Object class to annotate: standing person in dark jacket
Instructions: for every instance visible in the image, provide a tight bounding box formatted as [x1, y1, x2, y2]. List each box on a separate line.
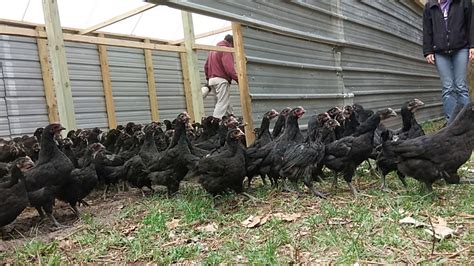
[201, 34, 238, 119]
[423, 0, 474, 123]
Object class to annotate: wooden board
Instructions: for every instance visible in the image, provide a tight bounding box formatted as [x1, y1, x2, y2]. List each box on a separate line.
[97, 40, 117, 129]
[170, 25, 232, 44]
[181, 11, 204, 122]
[0, 24, 234, 53]
[180, 52, 195, 121]
[232, 22, 255, 146]
[144, 39, 160, 121]
[36, 28, 59, 123]
[42, 0, 76, 131]
[79, 3, 156, 35]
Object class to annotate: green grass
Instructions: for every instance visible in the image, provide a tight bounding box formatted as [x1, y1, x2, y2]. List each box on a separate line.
[2, 120, 473, 264]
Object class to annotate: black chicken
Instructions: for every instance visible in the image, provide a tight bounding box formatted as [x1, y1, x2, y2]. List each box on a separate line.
[24, 123, 74, 226]
[147, 112, 199, 196]
[197, 128, 247, 199]
[342, 105, 360, 137]
[246, 109, 279, 188]
[280, 118, 339, 198]
[248, 107, 306, 188]
[353, 103, 374, 124]
[56, 143, 103, 217]
[62, 137, 79, 168]
[375, 99, 425, 191]
[272, 107, 292, 139]
[323, 108, 397, 196]
[383, 103, 474, 195]
[0, 157, 34, 231]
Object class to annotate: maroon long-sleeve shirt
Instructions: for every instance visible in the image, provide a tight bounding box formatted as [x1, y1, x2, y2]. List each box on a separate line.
[204, 40, 238, 83]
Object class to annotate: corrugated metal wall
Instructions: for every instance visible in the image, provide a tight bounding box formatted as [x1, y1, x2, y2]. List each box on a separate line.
[152, 51, 187, 121]
[65, 42, 108, 129]
[108, 46, 152, 126]
[197, 50, 242, 116]
[158, 0, 443, 129]
[0, 62, 11, 138]
[0, 35, 49, 138]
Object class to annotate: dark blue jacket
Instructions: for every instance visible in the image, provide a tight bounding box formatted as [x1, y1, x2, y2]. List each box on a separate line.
[423, 0, 474, 56]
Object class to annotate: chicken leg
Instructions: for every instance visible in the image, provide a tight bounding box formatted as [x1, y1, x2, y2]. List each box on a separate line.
[303, 175, 327, 199]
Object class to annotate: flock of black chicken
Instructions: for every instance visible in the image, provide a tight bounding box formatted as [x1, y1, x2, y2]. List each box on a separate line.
[0, 99, 473, 233]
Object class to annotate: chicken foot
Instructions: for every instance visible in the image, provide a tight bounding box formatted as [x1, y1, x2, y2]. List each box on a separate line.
[241, 192, 261, 203]
[347, 181, 358, 197]
[303, 175, 327, 199]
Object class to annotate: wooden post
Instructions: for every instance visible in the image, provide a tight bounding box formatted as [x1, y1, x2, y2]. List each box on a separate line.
[97, 35, 117, 129]
[42, 0, 76, 131]
[36, 27, 59, 122]
[144, 39, 160, 121]
[179, 52, 195, 121]
[181, 11, 204, 122]
[232, 22, 255, 146]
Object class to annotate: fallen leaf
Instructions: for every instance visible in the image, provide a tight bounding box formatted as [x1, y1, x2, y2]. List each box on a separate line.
[436, 216, 447, 227]
[166, 219, 181, 230]
[242, 215, 261, 228]
[197, 222, 218, 232]
[273, 212, 302, 222]
[399, 216, 428, 228]
[424, 224, 454, 240]
[58, 240, 74, 250]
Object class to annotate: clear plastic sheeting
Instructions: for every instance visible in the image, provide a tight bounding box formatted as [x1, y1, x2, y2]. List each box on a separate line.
[0, 0, 231, 45]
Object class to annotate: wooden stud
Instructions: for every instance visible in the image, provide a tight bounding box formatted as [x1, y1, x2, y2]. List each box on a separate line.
[62, 33, 185, 52]
[144, 39, 160, 121]
[0, 24, 233, 53]
[170, 25, 232, 44]
[181, 11, 204, 122]
[414, 0, 426, 8]
[232, 22, 255, 146]
[42, 0, 76, 131]
[0, 19, 172, 44]
[36, 27, 59, 122]
[180, 52, 195, 121]
[79, 3, 156, 35]
[97, 35, 117, 129]
[193, 44, 234, 53]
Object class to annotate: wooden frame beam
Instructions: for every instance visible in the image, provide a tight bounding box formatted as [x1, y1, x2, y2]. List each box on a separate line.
[144, 39, 160, 121]
[42, 0, 76, 131]
[36, 26, 59, 123]
[0, 24, 232, 53]
[181, 11, 204, 122]
[0, 19, 172, 44]
[414, 0, 426, 8]
[193, 44, 234, 53]
[232, 22, 255, 146]
[79, 3, 156, 35]
[97, 35, 117, 129]
[170, 25, 232, 44]
[179, 52, 195, 121]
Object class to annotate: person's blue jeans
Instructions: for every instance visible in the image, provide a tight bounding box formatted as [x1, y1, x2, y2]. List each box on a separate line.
[434, 48, 471, 123]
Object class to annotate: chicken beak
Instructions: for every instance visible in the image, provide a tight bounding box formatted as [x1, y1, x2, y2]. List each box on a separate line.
[414, 99, 425, 107]
[388, 108, 397, 117]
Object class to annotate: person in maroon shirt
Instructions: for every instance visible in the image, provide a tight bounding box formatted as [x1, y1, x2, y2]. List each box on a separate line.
[201, 34, 238, 118]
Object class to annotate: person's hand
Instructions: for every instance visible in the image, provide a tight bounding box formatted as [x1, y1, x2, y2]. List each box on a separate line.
[425, 54, 435, 64]
[469, 48, 474, 61]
